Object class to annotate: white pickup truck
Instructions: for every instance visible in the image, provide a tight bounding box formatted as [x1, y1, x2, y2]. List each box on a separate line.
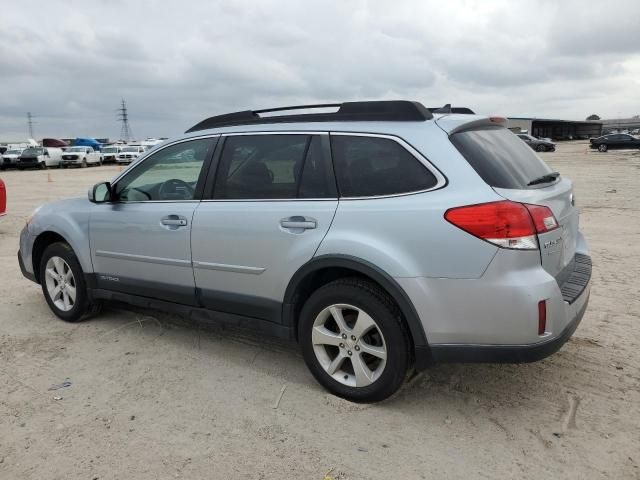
[60, 147, 102, 168]
[117, 145, 147, 164]
[101, 145, 123, 163]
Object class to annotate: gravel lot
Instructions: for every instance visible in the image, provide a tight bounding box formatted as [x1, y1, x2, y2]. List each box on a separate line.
[1, 143, 639, 479]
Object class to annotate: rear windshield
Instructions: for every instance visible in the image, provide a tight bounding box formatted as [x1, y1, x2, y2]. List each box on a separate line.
[450, 126, 553, 189]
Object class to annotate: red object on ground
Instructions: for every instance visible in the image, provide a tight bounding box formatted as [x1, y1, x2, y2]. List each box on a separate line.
[0, 178, 6, 216]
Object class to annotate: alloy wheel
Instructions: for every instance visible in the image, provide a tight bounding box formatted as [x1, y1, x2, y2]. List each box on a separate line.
[312, 304, 387, 388]
[44, 256, 77, 312]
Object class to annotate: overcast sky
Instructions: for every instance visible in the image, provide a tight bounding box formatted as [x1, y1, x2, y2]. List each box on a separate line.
[1, 0, 639, 140]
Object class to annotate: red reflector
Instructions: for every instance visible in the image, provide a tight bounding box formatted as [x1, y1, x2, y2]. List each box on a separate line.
[489, 116, 506, 124]
[444, 201, 535, 239]
[524, 203, 558, 233]
[538, 300, 547, 335]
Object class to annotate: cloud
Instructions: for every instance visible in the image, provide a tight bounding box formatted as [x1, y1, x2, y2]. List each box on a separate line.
[0, 0, 639, 140]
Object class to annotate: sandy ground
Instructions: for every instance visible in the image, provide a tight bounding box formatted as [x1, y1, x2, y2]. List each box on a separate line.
[0, 144, 639, 480]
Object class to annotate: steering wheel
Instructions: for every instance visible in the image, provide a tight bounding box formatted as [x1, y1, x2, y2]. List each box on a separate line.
[158, 178, 195, 200]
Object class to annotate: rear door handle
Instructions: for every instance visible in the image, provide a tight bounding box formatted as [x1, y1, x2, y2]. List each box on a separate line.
[280, 216, 317, 230]
[161, 215, 188, 227]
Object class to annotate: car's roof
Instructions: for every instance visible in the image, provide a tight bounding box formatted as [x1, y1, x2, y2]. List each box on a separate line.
[176, 114, 494, 143]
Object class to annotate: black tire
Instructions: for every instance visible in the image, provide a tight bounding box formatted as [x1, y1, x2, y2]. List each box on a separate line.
[598, 144, 608, 152]
[82, 158, 87, 168]
[299, 278, 411, 403]
[39, 242, 101, 322]
[535, 144, 546, 152]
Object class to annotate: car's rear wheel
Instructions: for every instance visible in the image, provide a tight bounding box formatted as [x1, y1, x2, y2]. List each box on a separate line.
[39, 242, 101, 322]
[536, 144, 546, 152]
[299, 278, 411, 403]
[598, 144, 608, 152]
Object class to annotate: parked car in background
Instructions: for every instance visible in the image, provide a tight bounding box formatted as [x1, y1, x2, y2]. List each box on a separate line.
[0, 178, 5, 217]
[17, 147, 63, 169]
[117, 145, 146, 164]
[1, 148, 25, 170]
[589, 133, 640, 152]
[517, 134, 556, 152]
[60, 147, 102, 168]
[101, 145, 123, 163]
[18, 100, 591, 403]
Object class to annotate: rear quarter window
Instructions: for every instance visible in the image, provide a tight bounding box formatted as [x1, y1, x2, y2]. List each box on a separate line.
[450, 126, 553, 189]
[330, 135, 438, 197]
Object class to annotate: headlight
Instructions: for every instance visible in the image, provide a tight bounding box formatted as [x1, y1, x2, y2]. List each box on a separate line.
[25, 205, 42, 227]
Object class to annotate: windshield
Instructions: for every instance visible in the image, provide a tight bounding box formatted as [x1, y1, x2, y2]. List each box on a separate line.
[102, 147, 119, 153]
[451, 126, 554, 189]
[69, 147, 90, 152]
[22, 148, 44, 155]
[122, 146, 141, 152]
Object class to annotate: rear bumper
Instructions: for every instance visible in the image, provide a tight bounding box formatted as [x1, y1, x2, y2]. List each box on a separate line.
[400, 242, 592, 365]
[429, 284, 589, 363]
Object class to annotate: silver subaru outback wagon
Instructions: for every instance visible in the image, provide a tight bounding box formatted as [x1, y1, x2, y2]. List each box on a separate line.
[18, 101, 591, 402]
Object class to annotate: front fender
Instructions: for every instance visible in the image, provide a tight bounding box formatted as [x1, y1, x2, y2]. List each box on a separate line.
[28, 198, 94, 273]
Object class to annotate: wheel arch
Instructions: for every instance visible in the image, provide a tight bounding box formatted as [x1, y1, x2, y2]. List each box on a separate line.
[30, 224, 93, 282]
[31, 231, 68, 282]
[283, 255, 429, 354]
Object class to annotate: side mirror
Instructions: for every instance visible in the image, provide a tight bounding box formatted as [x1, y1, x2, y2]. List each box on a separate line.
[88, 182, 112, 203]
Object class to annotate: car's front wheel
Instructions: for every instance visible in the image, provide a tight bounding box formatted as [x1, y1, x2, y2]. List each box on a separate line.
[598, 144, 608, 152]
[299, 278, 411, 403]
[39, 242, 101, 322]
[536, 144, 547, 152]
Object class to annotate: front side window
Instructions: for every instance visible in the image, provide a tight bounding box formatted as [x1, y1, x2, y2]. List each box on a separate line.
[213, 134, 336, 199]
[115, 138, 212, 201]
[330, 135, 438, 197]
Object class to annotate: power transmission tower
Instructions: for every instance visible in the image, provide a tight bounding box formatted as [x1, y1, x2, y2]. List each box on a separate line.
[27, 112, 36, 138]
[117, 99, 134, 142]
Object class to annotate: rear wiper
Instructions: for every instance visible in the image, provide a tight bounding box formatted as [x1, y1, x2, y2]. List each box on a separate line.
[527, 171, 560, 186]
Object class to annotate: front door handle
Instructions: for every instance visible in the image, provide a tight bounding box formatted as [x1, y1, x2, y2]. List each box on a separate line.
[161, 215, 188, 227]
[280, 216, 317, 230]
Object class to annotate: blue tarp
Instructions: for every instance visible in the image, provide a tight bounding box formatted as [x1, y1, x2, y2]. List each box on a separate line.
[72, 138, 103, 151]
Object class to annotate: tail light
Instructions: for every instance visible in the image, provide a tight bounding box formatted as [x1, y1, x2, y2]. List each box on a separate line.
[444, 200, 559, 250]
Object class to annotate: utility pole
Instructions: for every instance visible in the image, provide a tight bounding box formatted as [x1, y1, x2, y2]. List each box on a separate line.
[27, 112, 35, 139]
[117, 99, 134, 142]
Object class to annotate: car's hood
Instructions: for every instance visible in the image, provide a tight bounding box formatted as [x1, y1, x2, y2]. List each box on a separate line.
[3, 154, 19, 159]
[37, 197, 87, 218]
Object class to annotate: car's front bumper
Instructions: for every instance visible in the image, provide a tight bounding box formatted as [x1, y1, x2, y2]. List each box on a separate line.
[18, 250, 37, 283]
[18, 226, 38, 283]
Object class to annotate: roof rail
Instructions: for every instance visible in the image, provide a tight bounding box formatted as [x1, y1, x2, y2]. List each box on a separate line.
[428, 104, 475, 114]
[185, 100, 434, 133]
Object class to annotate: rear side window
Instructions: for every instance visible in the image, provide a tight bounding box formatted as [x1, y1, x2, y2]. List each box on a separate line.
[451, 127, 553, 189]
[213, 135, 336, 199]
[330, 135, 438, 197]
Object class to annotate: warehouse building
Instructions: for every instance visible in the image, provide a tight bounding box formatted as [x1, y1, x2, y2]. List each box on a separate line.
[601, 117, 640, 134]
[507, 117, 602, 140]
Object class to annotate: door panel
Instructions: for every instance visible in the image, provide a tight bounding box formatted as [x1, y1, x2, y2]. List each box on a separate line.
[89, 137, 216, 305]
[90, 202, 199, 304]
[191, 200, 337, 319]
[192, 132, 338, 322]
